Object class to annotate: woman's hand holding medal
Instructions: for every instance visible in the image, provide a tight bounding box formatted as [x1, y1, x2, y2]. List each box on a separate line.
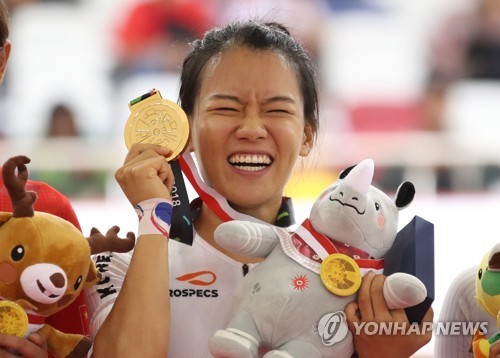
[115, 144, 174, 207]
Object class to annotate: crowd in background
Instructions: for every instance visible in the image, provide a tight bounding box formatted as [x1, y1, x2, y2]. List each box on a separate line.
[0, 0, 499, 197]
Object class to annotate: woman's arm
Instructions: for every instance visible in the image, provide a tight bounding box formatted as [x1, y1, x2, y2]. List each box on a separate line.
[91, 144, 173, 357]
[345, 272, 433, 358]
[91, 234, 169, 357]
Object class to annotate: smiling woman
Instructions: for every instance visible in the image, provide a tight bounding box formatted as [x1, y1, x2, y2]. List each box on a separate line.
[187, 46, 314, 221]
[86, 20, 432, 358]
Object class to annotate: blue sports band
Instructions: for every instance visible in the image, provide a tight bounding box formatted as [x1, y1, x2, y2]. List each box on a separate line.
[135, 198, 173, 238]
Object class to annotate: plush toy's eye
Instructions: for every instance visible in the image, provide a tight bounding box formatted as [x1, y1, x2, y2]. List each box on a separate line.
[11, 245, 24, 261]
[74, 276, 83, 291]
[375, 202, 380, 211]
[478, 268, 483, 280]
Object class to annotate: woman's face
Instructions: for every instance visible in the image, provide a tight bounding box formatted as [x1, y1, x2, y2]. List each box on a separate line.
[190, 46, 313, 216]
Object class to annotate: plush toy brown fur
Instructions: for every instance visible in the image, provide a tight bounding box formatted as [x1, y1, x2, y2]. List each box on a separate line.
[0, 155, 135, 357]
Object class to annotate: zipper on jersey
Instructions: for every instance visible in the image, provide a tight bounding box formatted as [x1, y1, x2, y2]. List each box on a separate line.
[242, 263, 249, 276]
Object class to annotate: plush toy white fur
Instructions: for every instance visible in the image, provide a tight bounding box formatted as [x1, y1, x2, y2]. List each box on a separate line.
[208, 159, 427, 358]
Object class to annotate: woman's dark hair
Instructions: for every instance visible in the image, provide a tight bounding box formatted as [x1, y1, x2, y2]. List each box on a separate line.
[0, 0, 8, 48]
[179, 20, 319, 136]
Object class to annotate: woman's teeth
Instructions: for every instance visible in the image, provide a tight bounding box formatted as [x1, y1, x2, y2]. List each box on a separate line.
[229, 154, 272, 171]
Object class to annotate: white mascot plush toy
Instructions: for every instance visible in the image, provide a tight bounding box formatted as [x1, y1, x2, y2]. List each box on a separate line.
[208, 158, 427, 358]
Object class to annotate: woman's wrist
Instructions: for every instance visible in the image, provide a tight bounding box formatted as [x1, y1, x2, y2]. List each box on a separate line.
[134, 198, 173, 238]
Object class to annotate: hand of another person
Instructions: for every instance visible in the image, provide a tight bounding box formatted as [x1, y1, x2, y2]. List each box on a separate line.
[115, 143, 174, 206]
[345, 271, 433, 358]
[0, 333, 48, 358]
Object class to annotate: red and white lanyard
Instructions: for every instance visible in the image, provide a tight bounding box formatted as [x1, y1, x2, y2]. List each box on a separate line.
[178, 151, 270, 225]
[295, 219, 384, 274]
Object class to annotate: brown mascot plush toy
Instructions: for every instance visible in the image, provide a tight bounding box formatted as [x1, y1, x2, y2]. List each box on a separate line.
[0, 155, 135, 357]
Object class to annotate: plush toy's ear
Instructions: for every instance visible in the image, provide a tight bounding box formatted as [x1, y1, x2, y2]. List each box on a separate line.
[338, 164, 356, 179]
[394, 181, 415, 209]
[84, 261, 101, 289]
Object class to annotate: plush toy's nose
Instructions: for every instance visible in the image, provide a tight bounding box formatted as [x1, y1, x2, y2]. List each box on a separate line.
[50, 272, 65, 288]
[20, 263, 68, 304]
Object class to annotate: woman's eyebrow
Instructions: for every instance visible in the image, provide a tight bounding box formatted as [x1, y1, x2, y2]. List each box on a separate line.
[208, 94, 241, 103]
[264, 96, 296, 104]
[207, 94, 296, 104]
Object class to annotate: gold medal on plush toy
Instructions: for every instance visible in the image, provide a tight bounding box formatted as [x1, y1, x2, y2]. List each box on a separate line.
[0, 301, 28, 337]
[124, 89, 190, 161]
[320, 253, 362, 296]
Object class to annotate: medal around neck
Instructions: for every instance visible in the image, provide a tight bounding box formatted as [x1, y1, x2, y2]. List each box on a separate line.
[125, 89, 190, 161]
[320, 253, 362, 296]
[0, 300, 29, 337]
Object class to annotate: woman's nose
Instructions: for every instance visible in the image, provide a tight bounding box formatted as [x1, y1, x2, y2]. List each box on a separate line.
[235, 114, 267, 141]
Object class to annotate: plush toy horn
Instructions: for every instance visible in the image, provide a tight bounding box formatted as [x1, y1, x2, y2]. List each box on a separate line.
[341, 158, 374, 196]
[86, 226, 136, 255]
[2, 155, 136, 255]
[2, 155, 37, 218]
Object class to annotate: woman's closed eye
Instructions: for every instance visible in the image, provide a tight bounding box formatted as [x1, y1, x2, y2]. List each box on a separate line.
[210, 107, 240, 115]
[268, 109, 291, 114]
[265, 107, 296, 116]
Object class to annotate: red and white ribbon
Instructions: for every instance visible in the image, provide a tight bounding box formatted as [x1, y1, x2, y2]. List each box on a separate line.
[295, 219, 384, 274]
[178, 151, 270, 225]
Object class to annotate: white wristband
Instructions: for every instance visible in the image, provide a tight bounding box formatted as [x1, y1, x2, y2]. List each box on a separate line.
[135, 198, 173, 238]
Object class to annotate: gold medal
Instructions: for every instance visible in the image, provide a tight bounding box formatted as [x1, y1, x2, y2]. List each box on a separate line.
[320, 253, 362, 296]
[0, 301, 28, 337]
[124, 89, 190, 161]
